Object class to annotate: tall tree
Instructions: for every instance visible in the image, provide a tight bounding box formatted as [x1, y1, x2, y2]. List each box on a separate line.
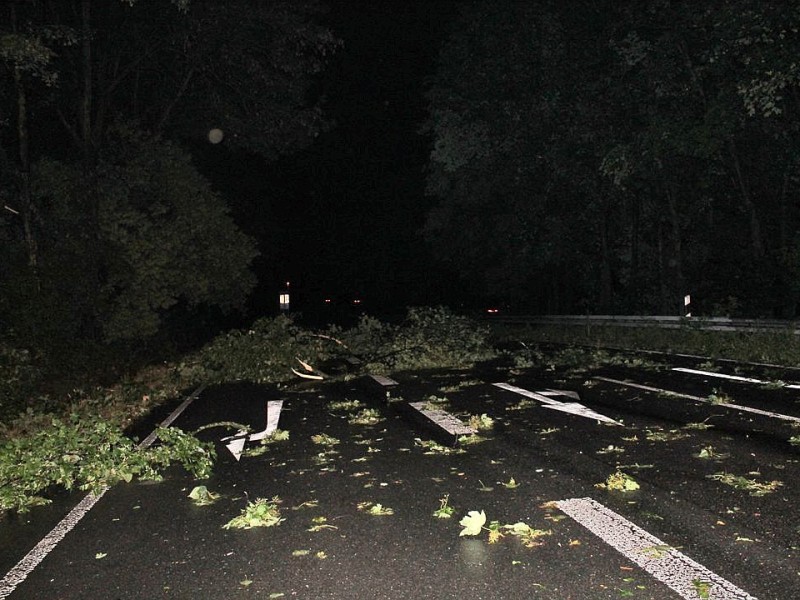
[0, 0, 339, 353]
[424, 0, 800, 316]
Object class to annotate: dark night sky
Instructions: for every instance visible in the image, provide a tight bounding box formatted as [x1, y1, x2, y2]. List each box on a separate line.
[195, 1, 463, 321]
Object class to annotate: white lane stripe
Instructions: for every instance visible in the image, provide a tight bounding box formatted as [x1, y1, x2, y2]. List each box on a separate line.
[0, 385, 204, 599]
[555, 497, 756, 600]
[672, 367, 800, 389]
[593, 376, 800, 425]
[369, 374, 398, 387]
[408, 402, 476, 436]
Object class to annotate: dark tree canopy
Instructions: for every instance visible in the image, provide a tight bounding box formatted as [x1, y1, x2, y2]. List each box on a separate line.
[423, 0, 800, 317]
[0, 0, 339, 357]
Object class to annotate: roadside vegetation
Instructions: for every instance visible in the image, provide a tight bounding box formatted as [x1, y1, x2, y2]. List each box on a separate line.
[4, 306, 796, 515]
[0, 307, 495, 514]
[492, 323, 800, 368]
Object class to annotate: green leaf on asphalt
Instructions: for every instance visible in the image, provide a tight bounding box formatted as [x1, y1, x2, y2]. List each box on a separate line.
[433, 494, 455, 518]
[459, 510, 486, 536]
[188, 485, 219, 506]
[223, 497, 284, 529]
[596, 471, 640, 492]
[692, 579, 712, 599]
[95, 552, 107, 559]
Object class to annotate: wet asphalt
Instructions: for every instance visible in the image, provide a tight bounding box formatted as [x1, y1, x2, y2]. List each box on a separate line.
[2, 350, 799, 599]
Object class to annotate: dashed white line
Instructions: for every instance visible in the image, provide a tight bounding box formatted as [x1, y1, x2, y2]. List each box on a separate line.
[593, 376, 800, 424]
[407, 402, 476, 436]
[0, 385, 204, 600]
[369, 374, 398, 387]
[672, 367, 800, 389]
[555, 497, 757, 599]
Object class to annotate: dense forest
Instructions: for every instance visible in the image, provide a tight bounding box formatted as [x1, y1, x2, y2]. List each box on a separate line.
[0, 0, 339, 370]
[423, 0, 800, 318]
[3, 0, 800, 384]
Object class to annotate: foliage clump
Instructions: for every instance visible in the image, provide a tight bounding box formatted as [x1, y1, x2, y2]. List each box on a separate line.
[596, 471, 640, 492]
[333, 307, 495, 373]
[223, 496, 284, 529]
[0, 417, 214, 513]
[178, 314, 330, 385]
[179, 307, 495, 386]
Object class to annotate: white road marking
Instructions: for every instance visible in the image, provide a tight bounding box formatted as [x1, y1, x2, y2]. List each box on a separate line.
[493, 383, 621, 425]
[672, 367, 800, 389]
[369, 374, 398, 387]
[556, 497, 757, 600]
[0, 385, 205, 600]
[222, 399, 284, 460]
[594, 376, 800, 425]
[407, 402, 476, 436]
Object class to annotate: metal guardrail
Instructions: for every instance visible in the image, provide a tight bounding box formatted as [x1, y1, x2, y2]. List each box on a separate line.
[487, 314, 800, 334]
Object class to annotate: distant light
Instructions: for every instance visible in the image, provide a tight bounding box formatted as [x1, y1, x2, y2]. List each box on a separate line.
[279, 293, 290, 311]
[352, 299, 362, 305]
[486, 308, 499, 314]
[324, 298, 332, 304]
[208, 128, 224, 144]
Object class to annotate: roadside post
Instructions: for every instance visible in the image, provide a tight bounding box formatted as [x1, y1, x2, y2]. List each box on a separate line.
[279, 281, 290, 313]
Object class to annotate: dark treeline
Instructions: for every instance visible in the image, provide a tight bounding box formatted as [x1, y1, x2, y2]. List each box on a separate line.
[422, 1, 800, 318]
[0, 0, 339, 372]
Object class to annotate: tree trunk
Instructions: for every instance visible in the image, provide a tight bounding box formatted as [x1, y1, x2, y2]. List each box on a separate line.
[598, 200, 613, 312]
[629, 195, 641, 310]
[10, 5, 39, 280]
[727, 138, 764, 259]
[665, 182, 684, 312]
[81, 0, 93, 154]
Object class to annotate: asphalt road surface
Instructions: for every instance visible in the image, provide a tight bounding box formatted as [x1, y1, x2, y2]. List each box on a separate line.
[2, 349, 799, 599]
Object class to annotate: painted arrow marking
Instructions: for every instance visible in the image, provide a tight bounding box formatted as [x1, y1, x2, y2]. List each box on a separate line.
[556, 497, 756, 599]
[221, 400, 284, 461]
[493, 383, 621, 425]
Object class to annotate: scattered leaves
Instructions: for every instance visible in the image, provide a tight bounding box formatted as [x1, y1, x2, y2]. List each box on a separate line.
[415, 438, 464, 455]
[307, 516, 338, 532]
[357, 501, 394, 515]
[348, 408, 383, 426]
[692, 579, 712, 599]
[223, 496, 284, 529]
[596, 471, 640, 492]
[468, 413, 494, 431]
[707, 472, 783, 496]
[311, 433, 339, 446]
[328, 399, 365, 411]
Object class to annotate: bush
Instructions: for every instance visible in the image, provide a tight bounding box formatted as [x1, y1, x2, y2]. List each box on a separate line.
[0, 414, 214, 513]
[353, 306, 497, 372]
[178, 314, 334, 385]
